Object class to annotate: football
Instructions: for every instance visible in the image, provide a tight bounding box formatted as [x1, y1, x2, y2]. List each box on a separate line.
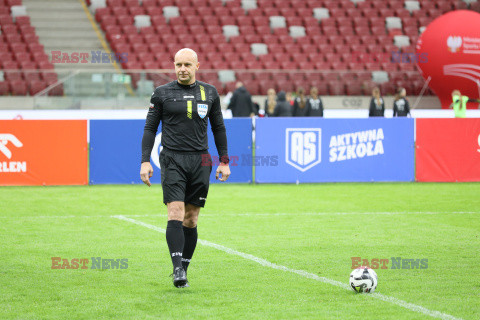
[349, 267, 378, 293]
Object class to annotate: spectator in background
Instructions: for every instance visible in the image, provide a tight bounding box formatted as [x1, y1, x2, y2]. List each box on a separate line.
[393, 87, 411, 117]
[450, 89, 480, 118]
[273, 91, 293, 117]
[286, 91, 294, 106]
[252, 101, 260, 115]
[306, 86, 324, 117]
[228, 82, 255, 117]
[369, 87, 385, 117]
[264, 88, 276, 117]
[293, 87, 309, 117]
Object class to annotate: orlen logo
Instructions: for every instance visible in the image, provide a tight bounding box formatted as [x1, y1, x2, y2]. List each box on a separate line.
[285, 128, 321, 172]
[0, 134, 27, 172]
[447, 36, 462, 53]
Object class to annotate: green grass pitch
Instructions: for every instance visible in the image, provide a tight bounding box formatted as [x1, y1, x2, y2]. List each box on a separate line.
[1, 183, 479, 319]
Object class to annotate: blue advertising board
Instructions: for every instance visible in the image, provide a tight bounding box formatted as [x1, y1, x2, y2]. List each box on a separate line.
[255, 118, 414, 183]
[89, 118, 252, 184]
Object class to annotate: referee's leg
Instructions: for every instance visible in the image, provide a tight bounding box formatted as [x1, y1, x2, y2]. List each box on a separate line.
[166, 201, 188, 287]
[182, 204, 200, 272]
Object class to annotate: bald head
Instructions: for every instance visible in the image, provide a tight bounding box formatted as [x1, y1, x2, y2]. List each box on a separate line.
[174, 48, 199, 85]
[175, 48, 198, 63]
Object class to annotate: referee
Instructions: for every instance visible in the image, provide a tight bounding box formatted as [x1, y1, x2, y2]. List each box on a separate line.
[140, 48, 231, 288]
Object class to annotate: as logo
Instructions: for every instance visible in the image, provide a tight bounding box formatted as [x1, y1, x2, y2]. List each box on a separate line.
[286, 128, 321, 172]
[447, 36, 462, 53]
[197, 104, 208, 119]
[0, 134, 23, 159]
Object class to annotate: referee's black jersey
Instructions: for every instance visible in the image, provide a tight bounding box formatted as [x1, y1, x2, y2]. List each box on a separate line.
[141, 80, 228, 163]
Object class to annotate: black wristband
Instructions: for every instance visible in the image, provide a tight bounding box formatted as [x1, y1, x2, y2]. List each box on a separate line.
[220, 155, 230, 164]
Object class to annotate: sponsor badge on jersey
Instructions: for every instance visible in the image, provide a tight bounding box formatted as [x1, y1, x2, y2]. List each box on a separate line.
[197, 104, 208, 119]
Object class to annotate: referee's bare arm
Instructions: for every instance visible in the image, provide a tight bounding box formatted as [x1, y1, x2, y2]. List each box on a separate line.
[140, 92, 162, 186]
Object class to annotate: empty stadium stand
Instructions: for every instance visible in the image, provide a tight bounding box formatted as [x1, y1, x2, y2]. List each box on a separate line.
[0, 0, 60, 95]
[1, 0, 479, 97]
[90, 0, 477, 95]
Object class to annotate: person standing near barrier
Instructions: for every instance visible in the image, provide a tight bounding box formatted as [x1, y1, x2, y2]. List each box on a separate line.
[393, 87, 411, 117]
[369, 87, 385, 117]
[306, 86, 324, 117]
[140, 48, 231, 288]
[450, 89, 480, 118]
[264, 88, 277, 117]
[274, 91, 293, 116]
[292, 87, 309, 117]
[228, 82, 255, 117]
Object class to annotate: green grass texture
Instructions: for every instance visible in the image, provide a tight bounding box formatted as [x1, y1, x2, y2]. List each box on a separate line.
[0, 183, 479, 319]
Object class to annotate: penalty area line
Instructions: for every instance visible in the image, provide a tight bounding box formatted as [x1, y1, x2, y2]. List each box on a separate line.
[111, 215, 463, 320]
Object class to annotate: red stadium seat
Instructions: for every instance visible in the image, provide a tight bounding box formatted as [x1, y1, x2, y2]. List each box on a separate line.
[340, 0, 355, 9]
[339, 6, 354, 17]
[305, 25, 321, 35]
[0, 14, 13, 25]
[395, 8, 411, 19]
[244, 34, 261, 43]
[330, 8, 347, 17]
[322, 26, 338, 35]
[328, 81, 346, 95]
[6, 0, 22, 6]
[28, 80, 47, 95]
[213, 6, 229, 16]
[9, 80, 27, 95]
[252, 16, 269, 27]
[453, 1, 468, 10]
[206, 25, 222, 34]
[338, 25, 355, 35]
[237, 16, 253, 27]
[295, 36, 310, 45]
[0, 53, 13, 66]
[263, 7, 280, 16]
[2, 24, 17, 34]
[218, 16, 233, 26]
[211, 34, 226, 44]
[15, 16, 30, 25]
[111, 7, 128, 16]
[273, 27, 288, 36]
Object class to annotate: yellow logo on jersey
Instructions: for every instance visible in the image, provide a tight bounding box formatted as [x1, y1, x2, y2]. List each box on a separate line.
[200, 85, 206, 101]
[187, 100, 192, 119]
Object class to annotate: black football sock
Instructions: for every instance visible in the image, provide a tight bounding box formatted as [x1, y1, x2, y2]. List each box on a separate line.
[166, 220, 184, 270]
[182, 226, 198, 272]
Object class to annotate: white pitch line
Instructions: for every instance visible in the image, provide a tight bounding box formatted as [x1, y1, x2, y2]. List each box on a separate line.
[0, 211, 478, 219]
[211, 211, 479, 216]
[112, 215, 463, 320]
[0, 214, 163, 219]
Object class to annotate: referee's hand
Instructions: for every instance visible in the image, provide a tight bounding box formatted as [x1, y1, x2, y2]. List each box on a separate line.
[216, 164, 231, 182]
[140, 162, 154, 187]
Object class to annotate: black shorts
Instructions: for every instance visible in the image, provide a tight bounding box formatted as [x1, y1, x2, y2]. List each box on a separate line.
[159, 148, 212, 207]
